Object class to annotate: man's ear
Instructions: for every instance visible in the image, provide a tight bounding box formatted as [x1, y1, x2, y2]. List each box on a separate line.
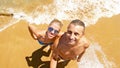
[82, 31, 85, 35]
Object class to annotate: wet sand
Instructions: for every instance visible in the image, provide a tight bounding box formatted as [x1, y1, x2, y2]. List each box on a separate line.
[86, 14, 120, 68]
[0, 14, 120, 68]
[0, 19, 77, 68]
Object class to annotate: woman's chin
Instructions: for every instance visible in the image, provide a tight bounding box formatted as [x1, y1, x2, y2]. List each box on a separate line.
[48, 36, 54, 39]
[67, 42, 76, 46]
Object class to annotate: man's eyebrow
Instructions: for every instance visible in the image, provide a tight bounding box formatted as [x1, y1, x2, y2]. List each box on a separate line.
[67, 30, 72, 32]
[74, 32, 79, 35]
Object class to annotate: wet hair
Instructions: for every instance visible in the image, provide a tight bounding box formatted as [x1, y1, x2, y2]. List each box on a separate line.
[49, 19, 63, 28]
[70, 19, 85, 31]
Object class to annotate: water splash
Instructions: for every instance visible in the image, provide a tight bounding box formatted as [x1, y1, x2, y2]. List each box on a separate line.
[77, 43, 116, 68]
[29, 0, 120, 26]
[0, 0, 120, 32]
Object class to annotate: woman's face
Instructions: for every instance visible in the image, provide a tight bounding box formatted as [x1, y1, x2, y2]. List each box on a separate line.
[46, 22, 60, 39]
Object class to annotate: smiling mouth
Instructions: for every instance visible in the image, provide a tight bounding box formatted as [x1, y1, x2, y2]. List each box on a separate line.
[68, 40, 75, 43]
[49, 33, 55, 37]
[69, 39, 75, 42]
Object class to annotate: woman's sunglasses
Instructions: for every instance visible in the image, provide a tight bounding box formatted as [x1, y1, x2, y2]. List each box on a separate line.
[48, 27, 59, 35]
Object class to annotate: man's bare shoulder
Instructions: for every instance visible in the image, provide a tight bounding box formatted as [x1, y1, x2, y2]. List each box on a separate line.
[56, 32, 66, 48]
[80, 36, 90, 48]
[59, 33, 66, 42]
[57, 32, 64, 36]
[51, 32, 65, 49]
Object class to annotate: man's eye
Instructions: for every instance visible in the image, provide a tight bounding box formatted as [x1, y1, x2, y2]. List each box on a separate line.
[74, 33, 79, 36]
[67, 31, 72, 34]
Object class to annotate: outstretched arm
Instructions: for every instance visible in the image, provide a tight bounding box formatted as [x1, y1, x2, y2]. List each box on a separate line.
[77, 41, 90, 62]
[28, 24, 41, 40]
[77, 50, 85, 62]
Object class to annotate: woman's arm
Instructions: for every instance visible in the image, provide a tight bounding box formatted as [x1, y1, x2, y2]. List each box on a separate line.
[28, 24, 41, 40]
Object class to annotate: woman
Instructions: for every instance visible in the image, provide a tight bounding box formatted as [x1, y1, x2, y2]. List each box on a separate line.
[28, 19, 63, 49]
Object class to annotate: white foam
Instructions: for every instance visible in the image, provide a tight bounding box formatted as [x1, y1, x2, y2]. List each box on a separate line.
[21, 0, 120, 26]
[53, 0, 120, 26]
[0, 0, 120, 30]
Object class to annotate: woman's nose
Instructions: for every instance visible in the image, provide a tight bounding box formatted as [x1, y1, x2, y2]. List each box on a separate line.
[51, 30, 55, 34]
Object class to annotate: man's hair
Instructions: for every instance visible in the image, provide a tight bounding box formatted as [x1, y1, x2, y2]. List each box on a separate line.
[70, 19, 85, 31]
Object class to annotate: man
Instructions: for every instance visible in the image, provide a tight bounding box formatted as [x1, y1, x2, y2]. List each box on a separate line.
[50, 19, 90, 68]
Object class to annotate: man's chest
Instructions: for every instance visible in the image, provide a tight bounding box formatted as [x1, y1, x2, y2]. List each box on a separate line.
[58, 45, 83, 56]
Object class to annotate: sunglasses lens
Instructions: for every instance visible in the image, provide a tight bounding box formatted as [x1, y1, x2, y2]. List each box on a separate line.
[48, 27, 59, 34]
[48, 27, 53, 32]
[54, 30, 59, 34]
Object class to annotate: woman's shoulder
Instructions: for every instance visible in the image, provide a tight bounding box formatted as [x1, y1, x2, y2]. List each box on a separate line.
[57, 32, 64, 36]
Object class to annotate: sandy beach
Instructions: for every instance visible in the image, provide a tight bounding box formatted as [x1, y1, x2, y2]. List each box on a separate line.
[0, 19, 78, 68]
[0, 0, 120, 68]
[86, 14, 120, 68]
[0, 14, 120, 68]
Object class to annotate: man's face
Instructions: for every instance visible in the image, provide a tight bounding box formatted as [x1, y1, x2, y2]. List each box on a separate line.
[65, 24, 84, 46]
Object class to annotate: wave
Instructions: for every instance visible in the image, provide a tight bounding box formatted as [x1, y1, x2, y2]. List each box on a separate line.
[0, 0, 120, 32]
[54, 0, 120, 26]
[24, 0, 120, 26]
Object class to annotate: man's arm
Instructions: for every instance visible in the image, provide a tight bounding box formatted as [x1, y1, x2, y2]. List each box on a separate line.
[28, 24, 41, 40]
[77, 41, 90, 62]
[77, 50, 85, 62]
[50, 50, 58, 68]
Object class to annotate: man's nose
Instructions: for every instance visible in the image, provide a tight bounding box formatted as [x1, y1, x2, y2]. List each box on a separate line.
[70, 33, 74, 39]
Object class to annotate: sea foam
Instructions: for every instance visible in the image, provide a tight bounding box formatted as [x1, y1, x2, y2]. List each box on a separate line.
[0, 0, 120, 32]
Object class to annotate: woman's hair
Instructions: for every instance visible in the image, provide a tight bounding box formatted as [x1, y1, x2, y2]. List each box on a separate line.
[49, 19, 63, 28]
